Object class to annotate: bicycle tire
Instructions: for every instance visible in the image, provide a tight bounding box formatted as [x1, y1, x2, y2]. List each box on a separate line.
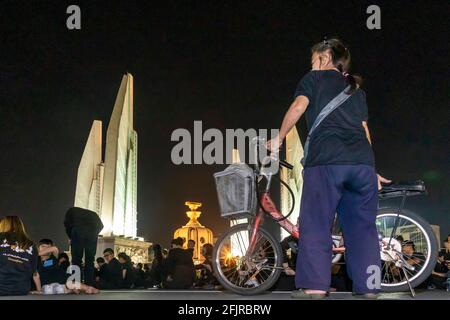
[377, 208, 439, 292]
[212, 223, 283, 295]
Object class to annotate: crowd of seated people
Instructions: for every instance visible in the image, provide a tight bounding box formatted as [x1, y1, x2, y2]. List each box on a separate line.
[91, 237, 219, 290]
[3, 213, 447, 296]
[427, 235, 450, 291]
[0, 216, 99, 296]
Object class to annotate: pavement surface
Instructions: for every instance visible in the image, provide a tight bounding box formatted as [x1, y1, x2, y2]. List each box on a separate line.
[0, 289, 449, 300]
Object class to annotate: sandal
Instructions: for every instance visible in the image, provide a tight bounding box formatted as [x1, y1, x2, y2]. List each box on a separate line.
[291, 289, 329, 299]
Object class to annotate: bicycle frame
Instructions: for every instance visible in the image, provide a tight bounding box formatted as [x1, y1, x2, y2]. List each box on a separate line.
[246, 191, 346, 257]
[246, 137, 346, 257]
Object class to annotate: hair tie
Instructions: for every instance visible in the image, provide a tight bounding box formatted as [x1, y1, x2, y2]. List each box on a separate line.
[342, 71, 349, 77]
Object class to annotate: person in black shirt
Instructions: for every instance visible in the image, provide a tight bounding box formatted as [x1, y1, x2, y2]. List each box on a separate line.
[440, 240, 450, 263]
[267, 38, 390, 299]
[64, 207, 104, 286]
[133, 263, 146, 288]
[37, 239, 66, 293]
[194, 243, 218, 289]
[58, 252, 70, 272]
[427, 240, 450, 290]
[148, 244, 165, 288]
[163, 237, 195, 289]
[118, 252, 135, 289]
[94, 257, 107, 287]
[37, 238, 99, 294]
[187, 239, 195, 259]
[99, 248, 123, 289]
[0, 216, 41, 295]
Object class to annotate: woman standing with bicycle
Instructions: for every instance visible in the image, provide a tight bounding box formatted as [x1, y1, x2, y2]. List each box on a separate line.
[267, 38, 390, 299]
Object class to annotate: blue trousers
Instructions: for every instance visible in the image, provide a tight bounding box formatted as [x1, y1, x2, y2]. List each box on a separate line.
[295, 164, 380, 294]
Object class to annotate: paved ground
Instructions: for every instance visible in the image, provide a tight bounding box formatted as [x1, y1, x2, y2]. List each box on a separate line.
[0, 289, 449, 300]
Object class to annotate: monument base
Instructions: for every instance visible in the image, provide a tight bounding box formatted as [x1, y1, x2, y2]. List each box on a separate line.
[97, 236, 152, 264]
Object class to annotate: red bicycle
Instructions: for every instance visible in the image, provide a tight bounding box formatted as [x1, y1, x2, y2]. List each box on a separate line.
[213, 138, 437, 295]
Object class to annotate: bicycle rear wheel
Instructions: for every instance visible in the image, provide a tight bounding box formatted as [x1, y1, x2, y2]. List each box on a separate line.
[212, 223, 283, 295]
[376, 208, 438, 292]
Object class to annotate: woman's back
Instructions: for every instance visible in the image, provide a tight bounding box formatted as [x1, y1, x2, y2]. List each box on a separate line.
[295, 69, 374, 167]
[0, 232, 38, 295]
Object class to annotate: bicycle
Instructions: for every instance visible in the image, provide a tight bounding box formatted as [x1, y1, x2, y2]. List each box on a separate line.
[212, 138, 438, 296]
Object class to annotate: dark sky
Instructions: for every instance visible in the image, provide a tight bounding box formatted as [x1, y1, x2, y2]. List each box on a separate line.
[0, 1, 448, 250]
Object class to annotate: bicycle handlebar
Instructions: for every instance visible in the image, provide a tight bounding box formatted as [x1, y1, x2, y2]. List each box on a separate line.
[251, 136, 294, 171]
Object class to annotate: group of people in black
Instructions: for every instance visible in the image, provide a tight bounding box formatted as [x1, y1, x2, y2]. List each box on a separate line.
[1, 208, 448, 296]
[0, 208, 218, 296]
[92, 237, 217, 290]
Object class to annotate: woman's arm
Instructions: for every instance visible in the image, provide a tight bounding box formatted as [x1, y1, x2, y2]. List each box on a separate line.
[362, 121, 372, 145]
[267, 95, 309, 152]
[362, 121, 392, 189]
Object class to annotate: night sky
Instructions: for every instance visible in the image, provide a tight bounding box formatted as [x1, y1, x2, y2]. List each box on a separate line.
[0, 1, 448, 251]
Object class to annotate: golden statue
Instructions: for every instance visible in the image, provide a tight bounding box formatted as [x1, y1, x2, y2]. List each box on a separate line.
[174, 201, 214, 263]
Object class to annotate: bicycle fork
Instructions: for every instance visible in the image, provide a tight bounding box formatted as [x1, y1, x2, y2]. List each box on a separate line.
[246, 210, 265, 256]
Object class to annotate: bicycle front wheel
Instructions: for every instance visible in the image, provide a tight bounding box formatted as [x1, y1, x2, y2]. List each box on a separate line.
[212, 223, 283, 295]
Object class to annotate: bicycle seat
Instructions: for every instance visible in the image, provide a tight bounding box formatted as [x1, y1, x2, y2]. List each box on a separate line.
[380, 180, 426, 193]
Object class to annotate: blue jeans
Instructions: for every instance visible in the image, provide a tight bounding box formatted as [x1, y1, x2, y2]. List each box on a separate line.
[295, 164, 380, 294]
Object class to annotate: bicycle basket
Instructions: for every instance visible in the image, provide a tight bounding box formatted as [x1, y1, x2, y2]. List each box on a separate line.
[213, 163, 257, 219]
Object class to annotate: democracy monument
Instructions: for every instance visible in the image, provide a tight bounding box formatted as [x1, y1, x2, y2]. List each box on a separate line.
[74, 73, 151, 263]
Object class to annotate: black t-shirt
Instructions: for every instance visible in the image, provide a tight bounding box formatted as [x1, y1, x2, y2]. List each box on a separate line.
[37, 256, 66, 285]
[0, 233, 38, 296]
[101, 258, 123, 289]
[120, 262, 135, 289]
[294, 70, 375, 167]
[439, 249, 450, 261]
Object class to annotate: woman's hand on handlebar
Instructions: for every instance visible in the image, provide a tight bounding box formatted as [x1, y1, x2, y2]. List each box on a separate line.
[377, 174, 392, 190]
[265, 136, 282, 153]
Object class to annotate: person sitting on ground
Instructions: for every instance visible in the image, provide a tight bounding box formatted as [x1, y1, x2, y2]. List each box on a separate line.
[440, 238, 450, 262]
[271, 235, 297, 291]
[118, 252, 135, 289]
[194, 243, 218, 289]
[99, 248, 123, 289]
[148, 244, 165, 288]
[402, 240, 426, 269]
[427, 240, 450, 290]
[162, 237, 195, 289]
[144, 263, 151, 288]
[187, 239, 195, 258]
[0, 216, 41, 296]
[94, 257, 106, 288]
[132, 263, 145, 288]
[37, 238, 98, 294]
[57, 252, 70, 272]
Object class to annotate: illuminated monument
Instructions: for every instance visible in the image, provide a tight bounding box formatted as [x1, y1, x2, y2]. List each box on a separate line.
[74, 73, 150, 263]
[280, 127, 304, 238]
[174, 202, 213, 263]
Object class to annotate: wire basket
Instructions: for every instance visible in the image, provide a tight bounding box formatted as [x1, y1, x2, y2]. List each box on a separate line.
[213, 163, 257, 220]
